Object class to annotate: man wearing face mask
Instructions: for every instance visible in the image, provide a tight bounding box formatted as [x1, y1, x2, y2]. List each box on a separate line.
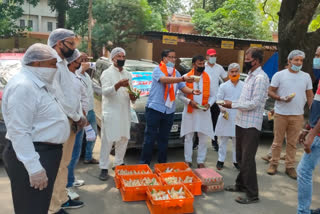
[2, 43, 70, 214]
[48, 29, 86, 214]
[205, 48, 228, 152]
[140, 49, 201, 165]
[98, 47, 135, 181]
[312, 47, 320, 93]
[266, 50, 313, 179]
[178, 55, 215, 168]
[221, 48, 269, 204]
[215, 63, 244, 171]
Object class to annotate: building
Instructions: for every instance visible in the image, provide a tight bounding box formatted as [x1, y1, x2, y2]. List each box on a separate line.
[166, 14, 197, 34]
[16, 0, 58, 33]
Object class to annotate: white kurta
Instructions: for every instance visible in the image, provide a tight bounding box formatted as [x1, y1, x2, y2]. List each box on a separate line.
[100, 65, 132, 142]
[215, 80, 244, 137]
[178, 73, 216, 139]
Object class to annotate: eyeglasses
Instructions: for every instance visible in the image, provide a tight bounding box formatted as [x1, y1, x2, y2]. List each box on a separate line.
[63, 40, 75, 48]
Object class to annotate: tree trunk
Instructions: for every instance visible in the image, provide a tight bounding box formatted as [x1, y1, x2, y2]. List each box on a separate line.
[49, 0, 68, 28]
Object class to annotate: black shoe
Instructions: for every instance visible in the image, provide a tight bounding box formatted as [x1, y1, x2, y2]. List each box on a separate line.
[216, 161, 224, 170]
[311, 208, 320, 214]
[61, 197, 84, 209]
[212, 140, 219, 151]
[55, 209, 69, 214]
[99, 169, 109, 181]
[233, 162, 240, 170]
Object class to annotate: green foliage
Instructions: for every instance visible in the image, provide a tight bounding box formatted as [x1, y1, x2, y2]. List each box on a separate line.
[257, 0, 280, 33]
[66, 0, 89, 37]
[308, 6, 320, 32]
[189, 0, 226, 14]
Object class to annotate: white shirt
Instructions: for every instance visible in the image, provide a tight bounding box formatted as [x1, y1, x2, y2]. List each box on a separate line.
[271, 69, 313, 115]
[205, 62, 228, 93]
[77, 70, 95, 111]
[70, 72, 89, 114]
[2, 67, 70, 175]
[52, 54, 82, 121]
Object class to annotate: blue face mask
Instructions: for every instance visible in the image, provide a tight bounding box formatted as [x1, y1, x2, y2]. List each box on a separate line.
[314, 58, 320, 69]
[166, 61, 175, 68]
[291, 64, 302, 72]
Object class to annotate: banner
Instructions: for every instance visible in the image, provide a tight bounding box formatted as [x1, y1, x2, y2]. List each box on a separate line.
[131, 71, 153, 96]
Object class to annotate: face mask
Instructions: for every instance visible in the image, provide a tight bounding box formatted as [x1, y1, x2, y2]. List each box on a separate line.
[291, 64, 302, 72]
[61, 42, 75, 58]
[116, 59, 125, 67]
[27, 66, 57, 84]
[208, 57, 216, 64]
[244, 61, 254, 72]
[314, 58, 320, 69]
[229, 74, 240, 83]
[166, 61, 175, 68]
[74, 62, 81, 70]
[196, 66, 205, 73]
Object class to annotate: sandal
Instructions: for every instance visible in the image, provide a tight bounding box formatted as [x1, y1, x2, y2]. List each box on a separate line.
[83, 158, 99, 164]
[235, 196, 259, 204]
[224, 185, 245, 192]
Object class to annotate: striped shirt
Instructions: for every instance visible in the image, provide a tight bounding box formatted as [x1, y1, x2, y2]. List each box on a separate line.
[232, 66, 269, 131]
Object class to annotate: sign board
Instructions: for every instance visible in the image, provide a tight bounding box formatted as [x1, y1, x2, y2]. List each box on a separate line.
[131, 72, 153, 96]
[162, 35, 178, 45]
[250, 43, 263, 48]
[221, 40, 234, 49]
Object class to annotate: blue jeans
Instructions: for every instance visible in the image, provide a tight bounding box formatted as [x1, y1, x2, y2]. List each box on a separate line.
[67, 129, 84, 188]
[297, 136, 320, 214]
[84, 110, 98, 161]
[140, 107, 174, 164]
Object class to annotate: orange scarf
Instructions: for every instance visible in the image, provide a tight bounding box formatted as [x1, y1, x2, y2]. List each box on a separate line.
[159, 61, 176, 102]
[186, 69, 210, 113]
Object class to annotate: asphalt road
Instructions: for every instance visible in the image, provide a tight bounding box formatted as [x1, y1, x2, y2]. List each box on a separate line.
[0, 135, 319, 214]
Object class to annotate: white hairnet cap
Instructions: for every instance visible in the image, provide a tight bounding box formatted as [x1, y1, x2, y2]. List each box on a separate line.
[66, 49, 81, 64]
[110, 47, 126, 60]
[22, 43, 57, 65]
[288, 50, 305, 60]
[228, 63, 240, 71]
[48, 28, 75, 47]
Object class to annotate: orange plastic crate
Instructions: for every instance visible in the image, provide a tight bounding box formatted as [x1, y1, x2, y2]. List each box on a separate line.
[120, 174, 162, 202]
[146, 184, 194, 214]
[114, 164, 153, 189]
[159, 171, 202, 196]
[154, 162, 191, 175]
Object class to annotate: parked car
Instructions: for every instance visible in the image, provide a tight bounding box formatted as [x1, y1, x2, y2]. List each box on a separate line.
[93, 57, 185, 149]
[0, 53, 24, 159]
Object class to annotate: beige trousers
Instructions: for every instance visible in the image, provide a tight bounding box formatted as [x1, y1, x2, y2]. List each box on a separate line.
[49, 126, 76, 213]
[270, 113, 304, 168]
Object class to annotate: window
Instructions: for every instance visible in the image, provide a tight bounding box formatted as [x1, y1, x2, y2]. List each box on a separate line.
[47, 22, 53, 32]
[28, 20, 33, 28]
[19, 19, 25, 28]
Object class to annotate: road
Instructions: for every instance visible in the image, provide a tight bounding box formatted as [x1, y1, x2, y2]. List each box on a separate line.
[0, 135, 320, 214]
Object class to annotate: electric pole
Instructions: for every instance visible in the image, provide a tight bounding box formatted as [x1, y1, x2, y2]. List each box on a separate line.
[88, 0, 93, 57]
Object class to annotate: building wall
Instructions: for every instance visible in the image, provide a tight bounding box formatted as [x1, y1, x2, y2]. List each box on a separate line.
[126, 39, 153, 61]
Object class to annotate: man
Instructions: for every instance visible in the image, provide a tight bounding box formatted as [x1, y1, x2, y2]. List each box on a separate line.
[313, 47, 320, 93]
[297, 82, 320, 214]
[205, 48, 228, 151]
[48, 29, 86, 214]
[2, 43, 70, 214]
[99, 47, 136, 181]
[222, 48, 269, 204]
[266, 50, 313, 179]
[215, 63, 244, 170]
[178, 55, 215, 168]
[140, 49, 201, 165]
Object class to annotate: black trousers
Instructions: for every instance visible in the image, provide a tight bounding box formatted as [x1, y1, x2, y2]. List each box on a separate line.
[3, 141, 62, 214]
[235, 125, 260, 198]
[210, 103, 220, 141]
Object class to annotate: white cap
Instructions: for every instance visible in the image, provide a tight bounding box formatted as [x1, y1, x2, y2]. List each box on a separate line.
[48, 28, 75, 47]
[288, 50, 305, 60]
[22, 43, 57, 65]
[66, 49, 81, 64]
[110, 47, 126, 60]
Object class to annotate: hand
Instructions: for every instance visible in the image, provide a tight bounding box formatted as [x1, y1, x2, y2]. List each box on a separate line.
[81, 62, 90, 72]
[76, 116, 87, 131]
[29, 169, 48, 190]
[280, 96, 293, 103]
[129, 93, 137, 102]
[298, 130, 308, 145]
[221, 100, 232, 109]
[192, 89, 202, 95]
[184, 76, 195, 83]
[116, 79, 129, 89]
[189, 100, 199, 109]
[204, 104, 210, 111]
[84, 124, 96, 141]
[303, 133, 315, 154]
[220, 107, 226, 113]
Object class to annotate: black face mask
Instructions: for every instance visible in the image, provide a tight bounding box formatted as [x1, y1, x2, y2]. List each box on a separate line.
[75, 62, 81, 70]
[244, 60, 254, 72]
[61, 41, 75, 58]
[117, 59, 125, 67]
[196, 66, 205, 73]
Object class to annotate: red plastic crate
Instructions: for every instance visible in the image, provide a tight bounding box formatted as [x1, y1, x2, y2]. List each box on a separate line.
[159, 171, 202, 196]
[193, 168, 223, 185]
[202, 182, 224, 193]
[114, 164, 153, 189]
[154, 162, 191, 175]
[146, 184, 194, 214]
[120, 174, 162, 202]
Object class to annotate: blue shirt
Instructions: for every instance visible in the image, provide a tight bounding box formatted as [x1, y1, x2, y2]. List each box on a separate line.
[146, 66, 186, 114]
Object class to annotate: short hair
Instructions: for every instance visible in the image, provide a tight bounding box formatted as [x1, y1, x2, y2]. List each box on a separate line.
[161, 49, 175, 59]
[192, 55, 205, 64]
[246, 48, 263, 63]
[228, 63, 240, 71]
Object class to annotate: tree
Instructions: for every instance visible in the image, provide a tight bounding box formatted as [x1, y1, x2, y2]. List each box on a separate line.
[277, 0, 320, 78]
[66, 0, 89, 37]
[48, 0, 69, 28]
[189, 0, 226, 14]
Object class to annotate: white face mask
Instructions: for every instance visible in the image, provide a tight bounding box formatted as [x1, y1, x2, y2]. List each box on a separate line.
[27, 66, 57, 84]
[208, 57, 216, 64]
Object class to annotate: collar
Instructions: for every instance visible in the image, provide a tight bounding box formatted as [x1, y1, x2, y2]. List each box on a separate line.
[22, 66, 46, 89]
[248, 66, 262, 76]
[205, 62, 215, 67]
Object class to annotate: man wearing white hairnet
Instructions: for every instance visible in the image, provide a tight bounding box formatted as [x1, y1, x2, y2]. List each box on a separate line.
[2, 43, 69, 214]
[98, 47, 136, 181]
[48, 28, 85, 213]
[215, 63, 244, 171]
[267, 50, 313, 179]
